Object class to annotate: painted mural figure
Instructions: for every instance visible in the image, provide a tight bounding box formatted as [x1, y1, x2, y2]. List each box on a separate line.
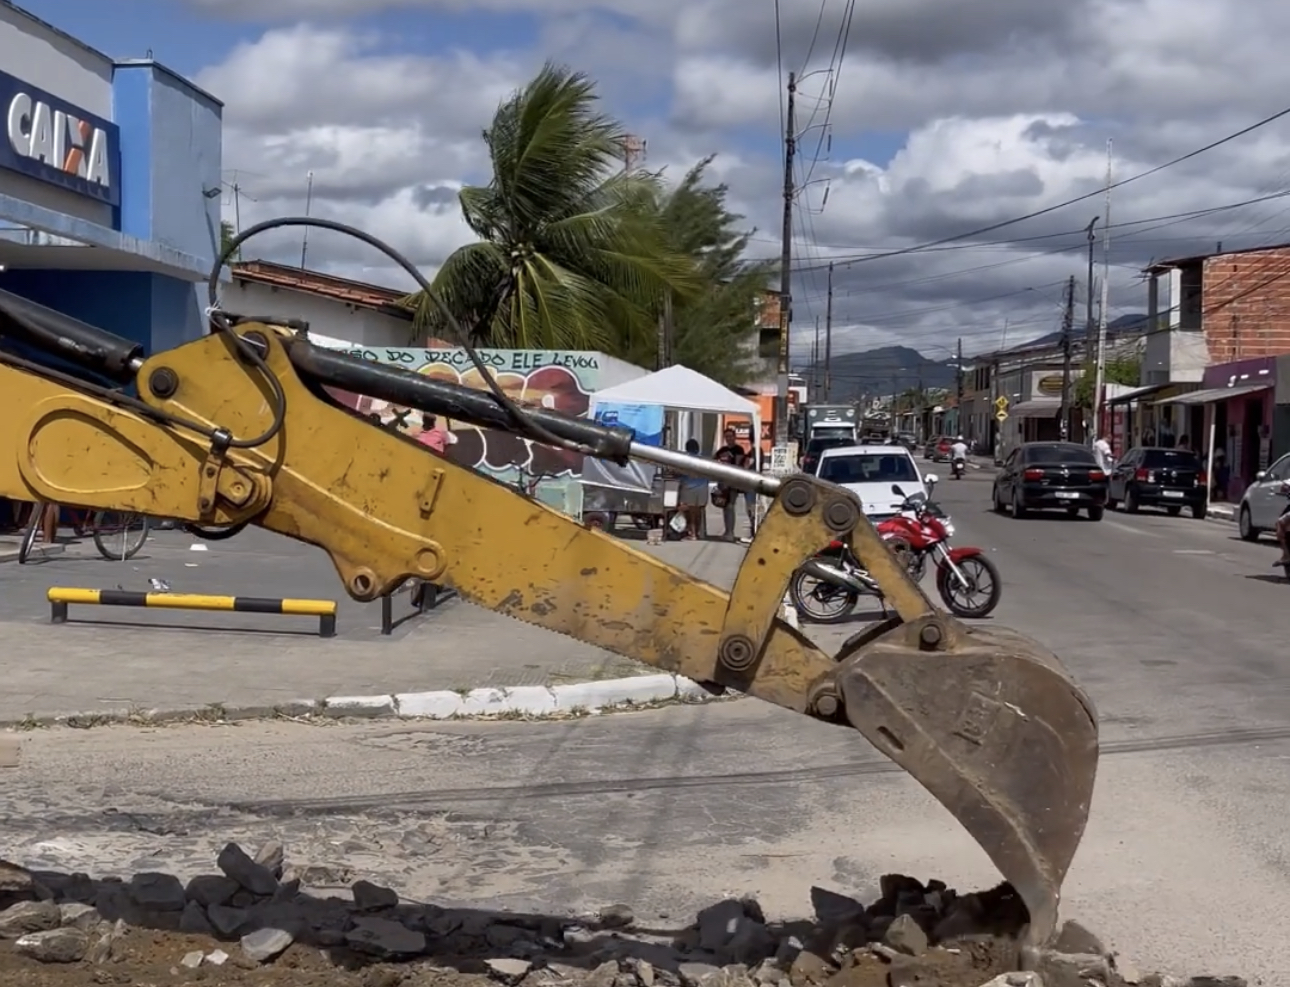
[322, 346, 602, 516]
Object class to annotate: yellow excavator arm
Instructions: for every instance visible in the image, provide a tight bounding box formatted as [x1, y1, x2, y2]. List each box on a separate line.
[0, 281, 1097, 956]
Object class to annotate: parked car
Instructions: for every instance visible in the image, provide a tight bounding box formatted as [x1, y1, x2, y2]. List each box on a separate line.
[814, 444, 935, 521]
[1238, 452, 1290, 540]
[1107, 447, 1207, 519]
[924, 435, 953, 462]
[891, 432, 918, 452]
[991, 441, 1108, 520]
[800, 435, 855, 475]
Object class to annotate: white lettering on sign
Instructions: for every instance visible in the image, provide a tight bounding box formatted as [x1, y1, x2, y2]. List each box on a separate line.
[6, 92, 110, 190]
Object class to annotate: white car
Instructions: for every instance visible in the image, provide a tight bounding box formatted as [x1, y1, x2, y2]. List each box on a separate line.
[812, 444, 937, 521]
[1238, 452, 1290, 540]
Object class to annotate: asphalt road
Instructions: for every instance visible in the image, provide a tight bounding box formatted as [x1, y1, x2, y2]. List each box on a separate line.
[1, 472, 1284, 982]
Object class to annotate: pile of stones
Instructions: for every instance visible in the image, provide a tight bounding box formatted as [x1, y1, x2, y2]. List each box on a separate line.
[0, 844, 1246, 987]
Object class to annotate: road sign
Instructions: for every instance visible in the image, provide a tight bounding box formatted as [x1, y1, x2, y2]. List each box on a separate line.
[995, 409, 1008, 423]
[994, 396, 1009, 412]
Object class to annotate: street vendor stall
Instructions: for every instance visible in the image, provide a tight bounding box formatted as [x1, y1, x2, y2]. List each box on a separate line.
[581, 366, 761, 536]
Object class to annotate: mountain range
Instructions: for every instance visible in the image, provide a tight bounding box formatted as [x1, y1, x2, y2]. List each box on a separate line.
[802, 314, 1148, 402]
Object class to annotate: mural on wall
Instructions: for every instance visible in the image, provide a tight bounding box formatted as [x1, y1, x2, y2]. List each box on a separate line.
[322, 346, 603, 513]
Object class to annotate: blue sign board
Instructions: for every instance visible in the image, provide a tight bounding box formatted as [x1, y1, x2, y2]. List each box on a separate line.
[0, 69, 120, 206]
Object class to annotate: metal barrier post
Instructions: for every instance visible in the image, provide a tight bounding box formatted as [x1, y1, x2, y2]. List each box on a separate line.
[379, 580, 455, 636]
[46, 589, 338, 638]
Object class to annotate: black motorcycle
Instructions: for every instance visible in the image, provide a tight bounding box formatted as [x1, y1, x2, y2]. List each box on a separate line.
[951, 457, 966, 480]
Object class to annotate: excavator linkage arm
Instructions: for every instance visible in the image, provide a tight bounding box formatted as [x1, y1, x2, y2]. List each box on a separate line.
[0, 321, 1098, 951]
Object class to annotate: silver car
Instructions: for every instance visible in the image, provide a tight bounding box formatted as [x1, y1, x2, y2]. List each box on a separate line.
[1238, 452, 1290, 541]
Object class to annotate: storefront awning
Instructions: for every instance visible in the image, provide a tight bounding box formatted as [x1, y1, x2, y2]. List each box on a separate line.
[1105, 383, 1175, 405]
[1153, 383, 1272, 406]
[1008, 401, 1062, 418]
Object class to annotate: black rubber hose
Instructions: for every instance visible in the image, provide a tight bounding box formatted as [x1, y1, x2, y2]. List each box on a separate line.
[285, 338, 636, 464]
[0, 287, 141, 383]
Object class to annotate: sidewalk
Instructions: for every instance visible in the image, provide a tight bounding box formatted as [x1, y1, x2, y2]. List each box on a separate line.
[0, 519, 750, 725]
[1206, 502, 1237, 523]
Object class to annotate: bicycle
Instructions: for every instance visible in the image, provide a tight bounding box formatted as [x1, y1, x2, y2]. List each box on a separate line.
[17, 503, 151, 564]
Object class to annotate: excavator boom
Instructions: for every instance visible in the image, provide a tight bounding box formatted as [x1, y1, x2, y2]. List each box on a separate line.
[0, 296, 1098, 953]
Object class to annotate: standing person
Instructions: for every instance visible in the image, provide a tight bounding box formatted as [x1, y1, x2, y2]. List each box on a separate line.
[677, 439, 709, 540]
[1213, 446, 1230, 501]
[1092, 434, 1113, 472]
[713, 428, 749, 542]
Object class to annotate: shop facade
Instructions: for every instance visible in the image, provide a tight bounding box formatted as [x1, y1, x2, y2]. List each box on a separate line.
[1155, 357, 1278, 502]
[0, 4, 222, 356]
[994, 363, 1085, 458]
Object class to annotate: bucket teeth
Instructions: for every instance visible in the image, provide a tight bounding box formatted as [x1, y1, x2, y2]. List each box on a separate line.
[836, 622, 1099, 948]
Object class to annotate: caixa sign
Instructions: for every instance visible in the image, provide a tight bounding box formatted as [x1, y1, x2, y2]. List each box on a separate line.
[0, 69, 119, 207]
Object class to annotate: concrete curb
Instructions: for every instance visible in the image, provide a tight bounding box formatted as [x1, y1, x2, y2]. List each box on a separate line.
[1204, 505, 1236, 526]
[332, 672, 716, 719]
[3, 672, 727, 729]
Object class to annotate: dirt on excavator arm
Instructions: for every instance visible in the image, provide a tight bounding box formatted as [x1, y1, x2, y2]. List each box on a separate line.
[0, 319, 1098, 956]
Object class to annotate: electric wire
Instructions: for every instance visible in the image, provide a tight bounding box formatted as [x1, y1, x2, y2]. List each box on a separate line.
[752, 188, 1290, 268]
[207, 216, 576, 458]
[793, 104, 1290, 268]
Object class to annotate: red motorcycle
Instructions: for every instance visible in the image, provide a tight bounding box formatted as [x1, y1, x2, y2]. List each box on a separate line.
[790, 483, 1002, 622]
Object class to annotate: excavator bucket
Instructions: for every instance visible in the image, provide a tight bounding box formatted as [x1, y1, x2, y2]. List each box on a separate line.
[835, 621, 1098, 948]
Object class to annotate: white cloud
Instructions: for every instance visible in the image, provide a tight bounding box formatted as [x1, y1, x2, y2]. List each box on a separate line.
[186, 0, 1290, 365]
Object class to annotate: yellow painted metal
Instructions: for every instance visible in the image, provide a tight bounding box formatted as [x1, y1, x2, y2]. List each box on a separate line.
[45, 588, 336, 616]
[1, 324, 1100, 951]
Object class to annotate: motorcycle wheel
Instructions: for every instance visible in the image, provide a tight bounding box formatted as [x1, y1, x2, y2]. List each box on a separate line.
[937, 554, 1002, 619]
[789, 567, 861, 624]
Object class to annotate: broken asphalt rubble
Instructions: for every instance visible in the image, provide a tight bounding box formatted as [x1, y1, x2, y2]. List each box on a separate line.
[0, 846, 1247, 987]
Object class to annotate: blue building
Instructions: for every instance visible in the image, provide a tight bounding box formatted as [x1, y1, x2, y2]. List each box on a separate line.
[0, 1, 222, 356]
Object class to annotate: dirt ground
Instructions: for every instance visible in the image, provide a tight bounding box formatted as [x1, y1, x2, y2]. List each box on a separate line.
[0, 929, 504, 987]
[0, 926, 1148, 987]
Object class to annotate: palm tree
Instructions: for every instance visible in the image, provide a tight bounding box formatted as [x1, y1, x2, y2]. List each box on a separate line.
[633, 155, 772, 387]
[220, 220, 237, 261]
[405, 63, 696, 351]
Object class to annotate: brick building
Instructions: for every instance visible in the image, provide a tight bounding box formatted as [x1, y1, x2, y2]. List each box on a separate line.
[1142, 243, 1290, 500]
[1196, 244, 1290, 361]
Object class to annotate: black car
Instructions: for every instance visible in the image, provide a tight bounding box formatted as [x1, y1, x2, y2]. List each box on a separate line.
[1107, 446, 1207, 519]
[800, 435, 855, 474]
[992, 441, 1108, 520]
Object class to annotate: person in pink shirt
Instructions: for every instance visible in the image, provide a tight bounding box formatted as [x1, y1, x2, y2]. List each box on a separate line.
[417, 415, 456, 455]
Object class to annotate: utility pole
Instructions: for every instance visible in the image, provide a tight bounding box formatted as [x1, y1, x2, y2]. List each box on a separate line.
[955, 337, 964, 437]
[824, 262, 834, 403]
[812, 316, 820, 398]
[1059, 276, 1076, 441]
[656, 291, 672, 370]
[1091, 139, 1114, 442]
[773, 71, 797, 445]
[1083, 216, 1098, 351]
[916, 371, 924, 443]
[300, 170, 314, 269]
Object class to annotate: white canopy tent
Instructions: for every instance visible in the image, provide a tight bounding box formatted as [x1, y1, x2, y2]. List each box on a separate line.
[590, 365, 761, 453]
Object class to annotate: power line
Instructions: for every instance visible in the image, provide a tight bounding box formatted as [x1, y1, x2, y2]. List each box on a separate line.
[791, 104, 1290, 268]
[799, 0, 855, 188]
[750, 187, 1290, 268]
[798, 0, 829, 74]
[773, 0, 785, 142]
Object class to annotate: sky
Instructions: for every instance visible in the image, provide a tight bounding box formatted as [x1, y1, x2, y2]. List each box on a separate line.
[18, 0, 1290, 368]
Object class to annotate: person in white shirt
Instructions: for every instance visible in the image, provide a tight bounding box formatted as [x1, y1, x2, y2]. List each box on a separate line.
[950, 437, 968, 462]
[1093, 436, 1112, 471]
